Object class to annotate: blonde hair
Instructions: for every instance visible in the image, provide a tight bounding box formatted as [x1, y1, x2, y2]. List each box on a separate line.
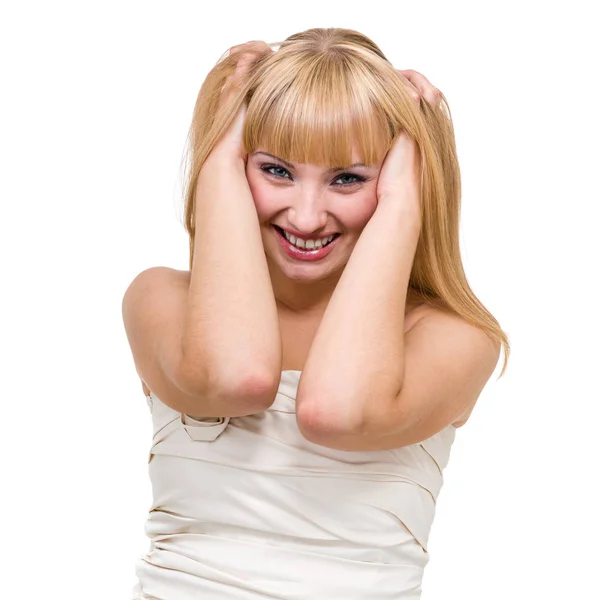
[181, 27, 511, 378]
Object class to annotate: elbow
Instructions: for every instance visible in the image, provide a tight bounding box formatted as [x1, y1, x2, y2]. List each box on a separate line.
[235, 367, 280, 411]
[179, 362, 279, 415]
[296, 398, 363, 449]
[214, 364, 281, 412]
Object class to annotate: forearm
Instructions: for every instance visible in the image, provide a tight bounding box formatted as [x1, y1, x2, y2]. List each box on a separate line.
[182, 152, 282, 397]
[297, 201, 421, 431]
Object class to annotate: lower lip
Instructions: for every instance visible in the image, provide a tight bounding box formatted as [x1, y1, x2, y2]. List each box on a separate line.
[273, 226, 341, 261]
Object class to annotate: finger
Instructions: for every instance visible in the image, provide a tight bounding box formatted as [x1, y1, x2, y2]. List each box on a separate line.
[221, 46, 270, 100]
[396, 73, 421, 105]
[219, 41, 273, 124]
[228, 43, 273, 86]
[229, 41, 273, 65]
[397, 69, 442, 106]
[230, 40, 272, 53]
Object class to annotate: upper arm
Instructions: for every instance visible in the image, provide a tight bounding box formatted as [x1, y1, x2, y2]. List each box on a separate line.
[300, 310, 500, 451]
[121, 266, 272, 417]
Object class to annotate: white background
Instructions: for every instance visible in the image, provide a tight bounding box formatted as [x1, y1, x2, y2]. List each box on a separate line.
[1, 1, 598, 598]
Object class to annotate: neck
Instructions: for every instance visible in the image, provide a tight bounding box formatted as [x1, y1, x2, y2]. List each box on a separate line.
[268, 259, 341, 316]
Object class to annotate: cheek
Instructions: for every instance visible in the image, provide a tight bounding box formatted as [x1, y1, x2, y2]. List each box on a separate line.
[245, 166, 378, 228]
[245, 171, 274, 217]
[341, 193, 378, 230]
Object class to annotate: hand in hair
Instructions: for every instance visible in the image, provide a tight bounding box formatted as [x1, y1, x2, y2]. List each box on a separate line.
[373, 69, 439, 218]
[396, 69, 442, 107]
[213, 41, 273, 163]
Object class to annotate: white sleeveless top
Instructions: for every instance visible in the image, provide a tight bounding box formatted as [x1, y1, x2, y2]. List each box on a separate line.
[132, 370, 457, 599]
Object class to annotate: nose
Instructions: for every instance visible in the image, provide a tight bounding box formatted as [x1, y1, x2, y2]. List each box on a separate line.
[287, 187, 329, 235]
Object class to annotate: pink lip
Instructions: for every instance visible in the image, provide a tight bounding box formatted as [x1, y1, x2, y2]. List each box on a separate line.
[272, 226, 340, 262]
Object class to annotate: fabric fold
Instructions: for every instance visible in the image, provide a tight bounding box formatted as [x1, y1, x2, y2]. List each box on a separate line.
[134, 370, 456, 598]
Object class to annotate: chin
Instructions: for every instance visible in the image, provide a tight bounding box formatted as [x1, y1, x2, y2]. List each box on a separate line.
[273, 253, 349, 285]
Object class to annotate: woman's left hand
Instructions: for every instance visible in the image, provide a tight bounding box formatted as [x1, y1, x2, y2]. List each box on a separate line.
[396, 69, 443, 107]
[376, 130, 422, 218]
[374, 69, 440, 216]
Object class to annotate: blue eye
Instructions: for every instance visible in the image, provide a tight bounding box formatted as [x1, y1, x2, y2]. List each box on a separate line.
[260, 164, 366, 187]
[334, 173, 365, 186]
[261, 164, 291, 179]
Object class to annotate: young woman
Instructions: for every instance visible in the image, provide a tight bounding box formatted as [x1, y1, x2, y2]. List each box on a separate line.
[123, 27, 510, 600]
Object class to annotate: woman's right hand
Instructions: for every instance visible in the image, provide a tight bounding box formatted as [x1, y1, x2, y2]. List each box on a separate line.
[212, 41, 273, 164]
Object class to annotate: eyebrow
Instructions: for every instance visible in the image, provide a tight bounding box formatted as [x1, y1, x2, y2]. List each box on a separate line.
[254, 151, 369, 172]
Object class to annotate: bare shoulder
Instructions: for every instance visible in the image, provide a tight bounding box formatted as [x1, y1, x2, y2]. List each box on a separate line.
[408, 296, 500, 428]
[123, 266, 191, 315]
[173, 268, 191, 285]
[144, 266, 192, 292]
[123, 266, 191, 398]
[405, 294, 451, 330]
[153, 266, 190, 285]
[416, 296, 499, 362]
[126, 265, 188, 285]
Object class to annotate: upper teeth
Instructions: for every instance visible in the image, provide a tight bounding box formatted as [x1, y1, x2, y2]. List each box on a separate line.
[283, 230, 335, 249]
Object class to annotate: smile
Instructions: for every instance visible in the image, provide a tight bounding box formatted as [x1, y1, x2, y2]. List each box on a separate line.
[272, 226, 342, 262]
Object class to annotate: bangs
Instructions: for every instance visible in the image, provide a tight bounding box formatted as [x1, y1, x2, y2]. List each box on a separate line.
[243, 54, 394, 169]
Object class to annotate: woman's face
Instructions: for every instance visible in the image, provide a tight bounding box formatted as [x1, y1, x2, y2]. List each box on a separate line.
[245, 147, 382, 284]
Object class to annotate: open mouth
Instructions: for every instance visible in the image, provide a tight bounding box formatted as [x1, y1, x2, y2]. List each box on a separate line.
[272, 225, 342, 260]
[273, 225, 341, 249]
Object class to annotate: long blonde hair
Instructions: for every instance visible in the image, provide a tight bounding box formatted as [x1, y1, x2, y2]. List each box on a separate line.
[181, 27, 511, 378]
